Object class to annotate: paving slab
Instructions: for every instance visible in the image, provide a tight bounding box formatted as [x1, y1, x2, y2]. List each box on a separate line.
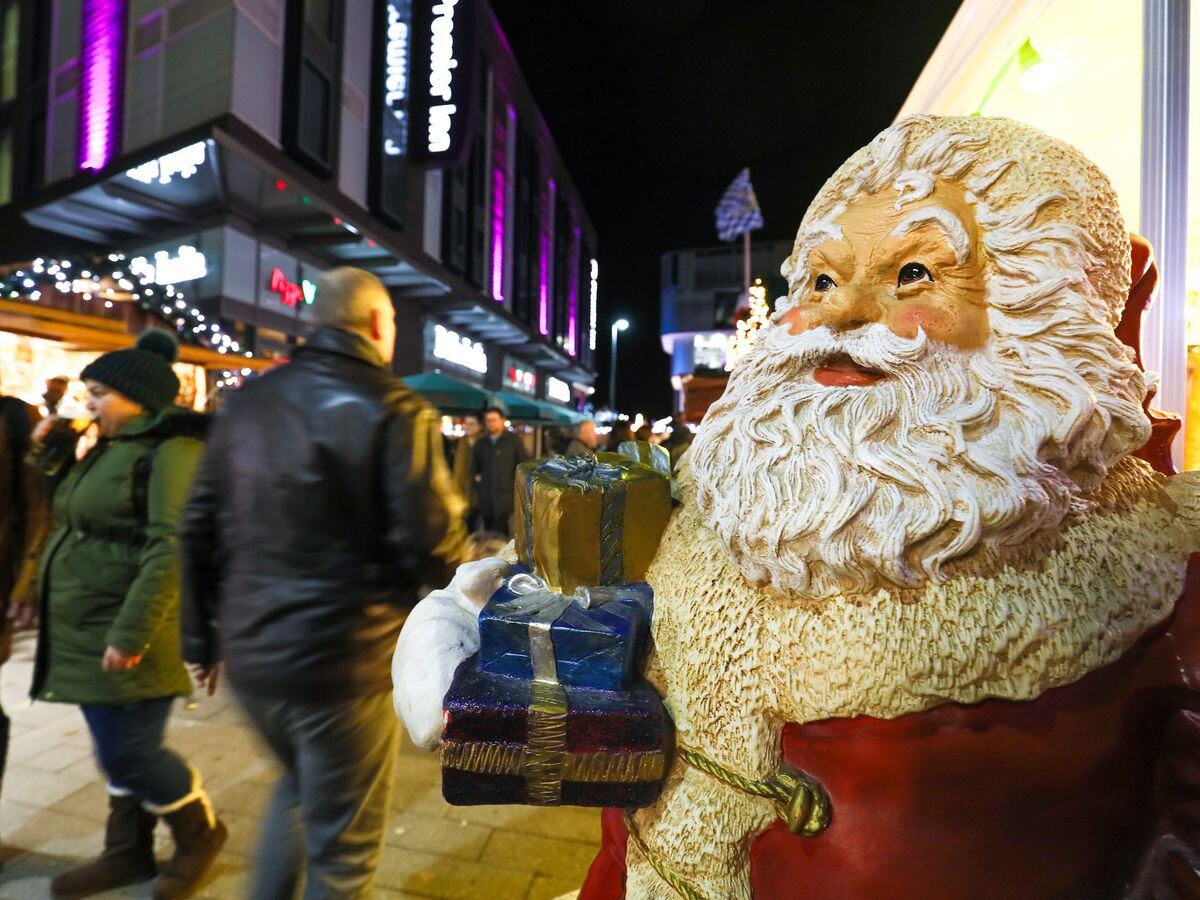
[0, 632, 600, 898]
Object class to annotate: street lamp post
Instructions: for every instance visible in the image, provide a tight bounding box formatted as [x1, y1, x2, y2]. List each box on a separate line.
[609, 317, 630, 412]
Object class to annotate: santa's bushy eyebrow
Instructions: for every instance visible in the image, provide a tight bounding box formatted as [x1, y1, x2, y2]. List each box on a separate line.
[887, 206, 971, 265]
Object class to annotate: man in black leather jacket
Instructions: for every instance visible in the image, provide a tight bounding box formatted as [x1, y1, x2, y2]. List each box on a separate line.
[179, 267, 465, 899]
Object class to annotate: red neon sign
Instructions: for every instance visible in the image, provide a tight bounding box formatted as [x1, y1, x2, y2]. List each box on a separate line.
[269, 268, 317, 307]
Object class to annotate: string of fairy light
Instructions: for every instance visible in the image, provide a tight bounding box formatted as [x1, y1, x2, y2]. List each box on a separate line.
[725, 278, 770, 372]
[0, 253, 257, 390]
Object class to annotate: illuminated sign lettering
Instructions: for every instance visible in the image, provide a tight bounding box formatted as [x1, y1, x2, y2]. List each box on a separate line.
[433, 323, 487, 373]
[547, 376, 571, 403]
[384, 4, 410, 156]
[410, 0, 475, 165]
[426, 0, 458, 153]
[269, 268, 317, 307]
[589, 259, 599, 351]
[129, 245, 207, 286]
[371, 0, 412, 227]
[126, 141, 207, 185]
[506, 364, 536, 394]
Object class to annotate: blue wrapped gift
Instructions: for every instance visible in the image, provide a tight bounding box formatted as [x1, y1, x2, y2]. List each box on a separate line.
[478, 567, 653, 692]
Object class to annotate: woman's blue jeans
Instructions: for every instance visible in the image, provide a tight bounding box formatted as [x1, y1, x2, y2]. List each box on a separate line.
[80, 696, 193, 807]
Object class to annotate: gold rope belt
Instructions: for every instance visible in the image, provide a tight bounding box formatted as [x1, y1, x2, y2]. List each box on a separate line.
[623, 747, 831, 900]
[678, 747, 830, 836]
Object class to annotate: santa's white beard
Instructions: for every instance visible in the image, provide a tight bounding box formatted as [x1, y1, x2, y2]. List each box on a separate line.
[690, 323, 1105, 599]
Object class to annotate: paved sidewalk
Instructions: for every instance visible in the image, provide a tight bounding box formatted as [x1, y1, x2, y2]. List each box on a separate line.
[0, 633, 598, 899]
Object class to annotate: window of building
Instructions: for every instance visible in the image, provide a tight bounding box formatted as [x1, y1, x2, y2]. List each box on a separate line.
[0, 1, 17, 103]
[0, 128, 12, 206]
[552, 193, 571, 346]
[442, 165, 468, 274]
[513, 118, 540, 328]
[283, 0, 343, 177]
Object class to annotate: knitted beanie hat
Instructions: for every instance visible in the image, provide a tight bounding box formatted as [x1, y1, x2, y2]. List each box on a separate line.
[81, 330, 181, 411]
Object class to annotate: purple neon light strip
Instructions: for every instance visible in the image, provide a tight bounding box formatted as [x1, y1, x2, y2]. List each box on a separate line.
[537, 229, 549, 335]
[491, 107, 509, 303]
[491, 164, 505, 302]
[538, 179, 556, 337]
[78, 0, 126, 171]
[567, 226, 580, 356]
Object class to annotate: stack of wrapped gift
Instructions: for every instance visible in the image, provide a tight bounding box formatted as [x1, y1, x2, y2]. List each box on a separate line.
[441, 447, 674, 807]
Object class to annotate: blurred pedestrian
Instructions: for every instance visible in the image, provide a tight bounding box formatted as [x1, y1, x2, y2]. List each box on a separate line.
[472, 407, 527, 535]
[34, 331, 225, 900]
[606, 419, 635, 450]
[565, 419, 600, 455]
[453, 411, 483, 527]
[42, 375, 70, 417]
[0, 382, 51, 799]
[181, 267, 465, 900]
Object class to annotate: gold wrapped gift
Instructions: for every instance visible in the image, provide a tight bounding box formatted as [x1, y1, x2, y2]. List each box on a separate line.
[514, 449, 672, 595]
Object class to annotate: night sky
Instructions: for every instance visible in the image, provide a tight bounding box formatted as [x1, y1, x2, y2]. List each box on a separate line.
[490, 0, 962, 417]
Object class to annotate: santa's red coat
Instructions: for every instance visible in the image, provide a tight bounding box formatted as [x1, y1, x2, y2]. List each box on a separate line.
[578, 238, 1200, 898]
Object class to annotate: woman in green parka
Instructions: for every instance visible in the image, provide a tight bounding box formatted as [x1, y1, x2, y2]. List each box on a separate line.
[33, 331, 226, 900]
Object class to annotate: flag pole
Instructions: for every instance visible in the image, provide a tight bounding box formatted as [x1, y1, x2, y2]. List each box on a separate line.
[743, 230, 751, 305]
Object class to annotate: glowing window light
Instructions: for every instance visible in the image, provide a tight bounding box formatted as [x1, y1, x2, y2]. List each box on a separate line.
[78, 0, 127, 172]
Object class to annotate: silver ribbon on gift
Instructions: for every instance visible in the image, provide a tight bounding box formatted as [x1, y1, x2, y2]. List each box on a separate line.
[505, 572, 584, 685]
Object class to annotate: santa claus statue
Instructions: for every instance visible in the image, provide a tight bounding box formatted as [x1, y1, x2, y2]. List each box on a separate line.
[394, 115, 1200, 899]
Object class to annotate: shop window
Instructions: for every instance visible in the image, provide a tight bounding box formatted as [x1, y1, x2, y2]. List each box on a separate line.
[0, 1, 17, 103]
[282, 0, 343, 177]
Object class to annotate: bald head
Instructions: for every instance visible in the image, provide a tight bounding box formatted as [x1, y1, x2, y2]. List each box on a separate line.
[314, 267, 396, 363]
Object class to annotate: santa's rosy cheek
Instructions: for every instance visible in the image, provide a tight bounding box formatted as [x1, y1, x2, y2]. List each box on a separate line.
[781, 306, 817, 335]
[889, 305, 930, 339]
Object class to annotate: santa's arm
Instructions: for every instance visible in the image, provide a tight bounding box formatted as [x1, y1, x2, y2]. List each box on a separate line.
[623, 637, 802, 897]
[392, 557, 509, 748]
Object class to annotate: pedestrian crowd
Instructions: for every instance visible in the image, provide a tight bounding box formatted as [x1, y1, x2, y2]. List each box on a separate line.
[0, 266, 693, 898]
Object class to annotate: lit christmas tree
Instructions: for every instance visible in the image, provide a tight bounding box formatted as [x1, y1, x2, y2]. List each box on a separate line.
[725, 278, 770, 372]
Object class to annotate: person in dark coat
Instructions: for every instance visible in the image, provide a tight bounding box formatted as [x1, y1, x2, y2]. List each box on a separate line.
[34, 331, 226, 900]
[471, 407, 528, 534]
[180, 267, 466, 899]
[0, 384, 51, 799]
[452, 411, 483, 525]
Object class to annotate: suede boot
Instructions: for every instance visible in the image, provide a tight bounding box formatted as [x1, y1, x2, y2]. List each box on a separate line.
[151, 793, 227, 899]
[51, 792, 157, 898]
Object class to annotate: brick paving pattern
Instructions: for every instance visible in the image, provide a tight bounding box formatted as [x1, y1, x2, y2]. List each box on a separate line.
[0, 633, 597, 899]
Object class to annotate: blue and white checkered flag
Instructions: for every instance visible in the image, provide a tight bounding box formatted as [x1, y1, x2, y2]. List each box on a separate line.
[715, 168, 764, 242]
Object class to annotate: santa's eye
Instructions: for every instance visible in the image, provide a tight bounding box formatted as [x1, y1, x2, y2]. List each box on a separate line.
[898, 262, 931, 286]
[814, 274, 836, 292]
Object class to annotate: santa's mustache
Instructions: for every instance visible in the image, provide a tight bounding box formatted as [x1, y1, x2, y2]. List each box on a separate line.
[756, 323, 935, 377]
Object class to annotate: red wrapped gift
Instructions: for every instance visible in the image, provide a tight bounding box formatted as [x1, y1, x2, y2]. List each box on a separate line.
[441, 654, 672, 807]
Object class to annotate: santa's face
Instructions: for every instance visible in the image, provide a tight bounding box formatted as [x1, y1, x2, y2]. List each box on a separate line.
[779, 181, 990, 371]
[690, 182, 1139, 600]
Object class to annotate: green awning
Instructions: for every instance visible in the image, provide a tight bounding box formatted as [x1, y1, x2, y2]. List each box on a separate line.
[534, 400, 587, 426]
[490, 389, 542, 422]
[402, 372, 489, 413]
